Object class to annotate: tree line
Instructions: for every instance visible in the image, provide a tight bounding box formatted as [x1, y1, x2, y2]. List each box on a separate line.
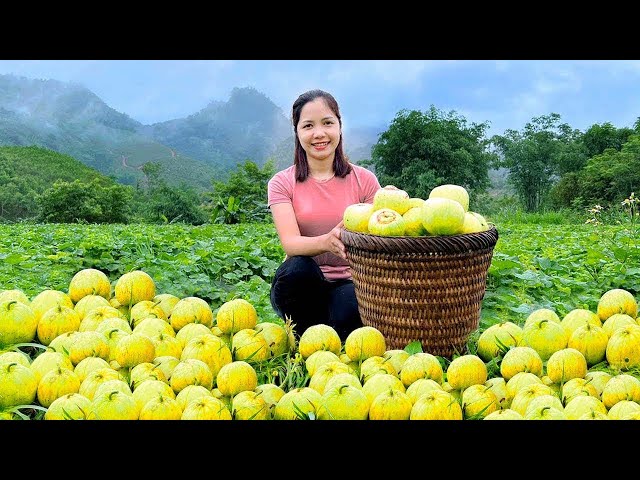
[365, 107, 640, 213]
[3, 106, 639, 224]
[31, 159, 276, 225]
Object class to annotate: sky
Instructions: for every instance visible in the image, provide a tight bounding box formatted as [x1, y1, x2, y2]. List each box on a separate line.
[1, 59, 639, 137]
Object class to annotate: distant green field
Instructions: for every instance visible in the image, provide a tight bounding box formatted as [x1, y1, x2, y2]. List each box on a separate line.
[0, 221, 638, 340]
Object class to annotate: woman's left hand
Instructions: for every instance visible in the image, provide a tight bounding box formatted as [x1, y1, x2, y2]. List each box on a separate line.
[327, 220, 347, 260]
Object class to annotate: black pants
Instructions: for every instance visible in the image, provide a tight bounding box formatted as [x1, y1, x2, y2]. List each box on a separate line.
[270, 256, 362, 341]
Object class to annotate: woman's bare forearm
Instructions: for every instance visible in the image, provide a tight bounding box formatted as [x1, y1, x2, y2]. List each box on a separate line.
[279, 233, 331, 257]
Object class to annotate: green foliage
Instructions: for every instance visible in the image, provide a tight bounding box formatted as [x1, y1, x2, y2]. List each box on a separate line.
[210, 196, 242, 224]
[36, 179, 133, 223]
[365, 106, 494, 199]
[474, 191, 518, 217]
[404, 340, 424, 355]
[126, 162, 208, 225]
[491, 113, 582, 212]
[206, 159, 275, 224]
[578, 135, 640, 205]
[552, 137, 589, 176]
[144, 183, 208, 225]
[489, 206, 584, 225]
[140, 162, 163, 190]
[0, 145, 119, 221]
[255, 350, 308, 392]
[547, 172, 583, 209]
[494, 116, 639, 214]
[580, 122, 637, 160]
[0, 148, 212, 225]
[549, 125, 640, 210]
[0, 180, 37, 220]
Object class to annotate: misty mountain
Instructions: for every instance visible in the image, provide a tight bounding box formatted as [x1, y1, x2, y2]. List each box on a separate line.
[139, 87, 294, 172]
[0, 75, 382, 191]
[139, 87, 381, 171]
[0, 75, 222, 189]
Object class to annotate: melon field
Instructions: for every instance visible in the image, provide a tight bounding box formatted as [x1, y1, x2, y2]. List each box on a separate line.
[1, 220, 639, 420]
[2, 222, 637, 328]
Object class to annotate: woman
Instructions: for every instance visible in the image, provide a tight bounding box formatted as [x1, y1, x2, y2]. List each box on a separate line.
[267, 89, 381, 340]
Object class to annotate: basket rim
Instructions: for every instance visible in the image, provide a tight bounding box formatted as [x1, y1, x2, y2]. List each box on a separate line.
[341, 225, 499, 255]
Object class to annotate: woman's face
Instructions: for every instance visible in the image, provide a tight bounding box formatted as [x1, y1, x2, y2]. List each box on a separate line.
[296, 98, 341, 165]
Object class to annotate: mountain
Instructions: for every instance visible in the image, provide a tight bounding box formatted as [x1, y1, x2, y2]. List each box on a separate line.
[0, 75, 382, 191]
[139, 87, 293, 172]
[0, 74, 221, 190]
[140, 87, 382, 171]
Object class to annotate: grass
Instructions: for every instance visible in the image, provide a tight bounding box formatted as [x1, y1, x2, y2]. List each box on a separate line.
[491, 208, 584, 225]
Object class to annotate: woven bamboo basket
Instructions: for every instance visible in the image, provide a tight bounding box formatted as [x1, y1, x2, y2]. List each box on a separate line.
[341, 226, 499, 358]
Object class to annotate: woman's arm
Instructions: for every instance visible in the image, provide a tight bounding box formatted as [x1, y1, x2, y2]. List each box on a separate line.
[270, 203, 346, 260]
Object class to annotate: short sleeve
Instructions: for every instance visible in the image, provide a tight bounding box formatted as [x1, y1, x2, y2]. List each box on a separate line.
[267, 171, 293, 207]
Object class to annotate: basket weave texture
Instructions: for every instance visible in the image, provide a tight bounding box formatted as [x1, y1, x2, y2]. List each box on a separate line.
[341, 226, 499, 358]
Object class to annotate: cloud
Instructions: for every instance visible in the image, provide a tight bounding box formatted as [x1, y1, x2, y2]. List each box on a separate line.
[0, 60, 105, 84]
[576, 59, 640, 75]
[325, 60, 452, 87]
[189, 60, 238, 99]
[2, 60, 639, 132]
[245, 60, 461, 117]
[494, 61, 510, 72]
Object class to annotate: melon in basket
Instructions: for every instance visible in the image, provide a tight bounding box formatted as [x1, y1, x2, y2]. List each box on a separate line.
[372, 185, 411, 215]
[461, 212, 489, 233]
[421, 197, 466, 235]
[402, 207, 427, 236]
[343, 203, 374, 233]
[428, 184, 469, 212]
[368, 208, 406, 236]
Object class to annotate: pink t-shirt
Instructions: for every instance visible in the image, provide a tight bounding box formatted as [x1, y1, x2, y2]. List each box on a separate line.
[268, 164, 381, 280]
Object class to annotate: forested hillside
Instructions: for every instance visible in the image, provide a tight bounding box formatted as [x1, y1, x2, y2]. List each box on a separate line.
[0, 145, 117, 219]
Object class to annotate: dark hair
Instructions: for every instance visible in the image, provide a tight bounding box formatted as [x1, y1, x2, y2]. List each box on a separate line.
[291, 89, 352, 182]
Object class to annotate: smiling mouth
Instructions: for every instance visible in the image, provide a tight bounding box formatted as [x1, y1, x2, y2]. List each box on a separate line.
[312, 142, 329, 147]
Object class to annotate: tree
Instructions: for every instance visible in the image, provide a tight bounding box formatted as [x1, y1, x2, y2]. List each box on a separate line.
[146, 183, 207, 225]
[140, 162, 163, 191]
[491, 113, 580, 212]
[99, 183, 135, 223]
[37, 179, 133, 223]
[365, 106, 494, 200]
[207, 159, 276, 223]
[129, 162, 207, 224]
[550, 123, 639, 209]
[580, 122, 636, 160]
[0, 181, 35, 220]
[574, 134, 640, 206]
